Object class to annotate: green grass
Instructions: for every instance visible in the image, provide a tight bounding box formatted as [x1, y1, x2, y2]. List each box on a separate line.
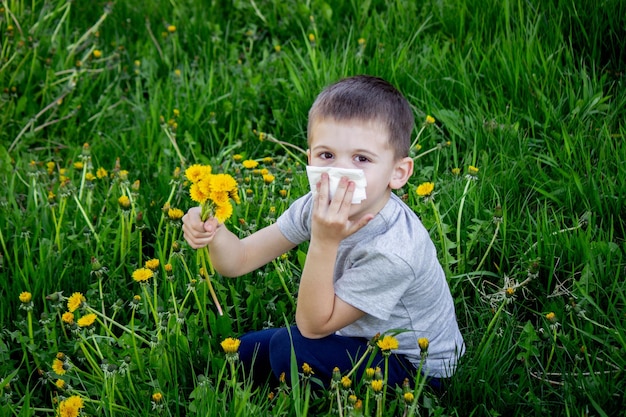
[1, 0, 625, 415]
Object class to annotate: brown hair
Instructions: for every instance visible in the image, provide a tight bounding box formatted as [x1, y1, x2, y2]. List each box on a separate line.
[307, 75, 415, 158]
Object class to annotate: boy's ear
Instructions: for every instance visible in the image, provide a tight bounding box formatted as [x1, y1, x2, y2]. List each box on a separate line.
[389, 157, 414, 190]
[307, 149, 311, 165]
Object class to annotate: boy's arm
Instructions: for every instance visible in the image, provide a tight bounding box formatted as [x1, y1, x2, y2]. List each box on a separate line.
[295, 175, 372, 339]
[183, 207, 295, 277]
[209, 222, 295, 277]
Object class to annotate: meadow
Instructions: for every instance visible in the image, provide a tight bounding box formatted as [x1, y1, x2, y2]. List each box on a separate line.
[1, 0, 625, 416]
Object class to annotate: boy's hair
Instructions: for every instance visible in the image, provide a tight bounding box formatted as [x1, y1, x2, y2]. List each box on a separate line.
[307, 75, 415, 159]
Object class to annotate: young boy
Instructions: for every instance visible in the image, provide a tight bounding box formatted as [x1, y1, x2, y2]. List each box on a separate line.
[182, 75, 464, 389]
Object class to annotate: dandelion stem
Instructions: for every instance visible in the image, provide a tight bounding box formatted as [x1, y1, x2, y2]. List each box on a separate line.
[65, 10, 110, 60]
[86, 306, 151, 346]
[142, 285, 160, 331]
[476, 221, 501, 272]
[272, 259, 296, 312]
[162, 125, 186, 167]
[545, 326, 557, 373]
[382, 356, 389, 409]
[345, 345, 373, 379]
[78, 161, 87, 200]
[429, 199, 449, 275]
[26, 310, 40, 368]
[475, 299, 506, 359]
[456, 178, 473, 269]
[199, 247, 223, 316]
[72, 194, 100, 244]
[263, 133, 307, 166]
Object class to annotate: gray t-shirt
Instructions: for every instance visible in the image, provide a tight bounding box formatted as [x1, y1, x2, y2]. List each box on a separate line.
[277, 192, 465, 377]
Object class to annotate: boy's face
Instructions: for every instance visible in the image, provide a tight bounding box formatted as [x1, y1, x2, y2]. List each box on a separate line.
[307, 118, 412, 219]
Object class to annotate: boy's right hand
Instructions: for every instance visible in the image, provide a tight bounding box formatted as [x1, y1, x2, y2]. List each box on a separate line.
[182, 206, 221, 249]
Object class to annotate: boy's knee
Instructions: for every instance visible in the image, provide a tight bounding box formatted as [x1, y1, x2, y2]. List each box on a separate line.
[268, 327, 298, 377]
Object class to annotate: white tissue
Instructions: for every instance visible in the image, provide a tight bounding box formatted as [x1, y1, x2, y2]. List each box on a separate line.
[306, 166, 367, 204]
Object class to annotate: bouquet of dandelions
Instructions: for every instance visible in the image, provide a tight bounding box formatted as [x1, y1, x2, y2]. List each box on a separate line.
[185, 164, 240, 315]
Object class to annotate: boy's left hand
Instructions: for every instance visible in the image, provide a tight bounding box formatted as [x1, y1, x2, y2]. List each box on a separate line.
[311, 173, 373, 244]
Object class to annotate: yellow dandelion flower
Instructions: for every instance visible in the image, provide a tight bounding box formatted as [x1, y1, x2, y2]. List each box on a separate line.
[451, 167, 461, 176]
[308, 33, 315, 42]
[418, 337, 429, 351]
[185, 164, 211, 183]
[263, 157, 273, 164]
[67, 292, 85, 312]
[47, 161, 56, 174]
[341, 375, 351, 389]
[274, 45, 281, 53]
[52, 358, 66, 375]
[132, 268, 153, 283]
[416, 182, 435, 197]
[220, 337, 241, 354]
[377, 335, 399, 351]
[168, 208, 184, 220]
[174, 68, 181, 77]
[404, 392, 414, 404]
[358, 37, 366, 46]
[93, 49, 102, 58]
[164, 263, 173, 273]
[118, 195, 131, 209]
[55, 379, 66, 389]
[196, 176, 213, 196]
[371, 379, 384, 392]
[57, 395, 84, 417]
[468, 165, 479, 175]
[214, 201, 233, 223]
[73, 161, 84, 170]
[302, 363, 314, 376]
[233, 154, 243, 162]
[189, 182, 209, 204]
[279, 189, 288, 198]
[365, 367, 376, 380]
[144, 258, 160, 271]
[77, 313, 97, 328]
[118, 170, 129, 181]
[242, 160, 259, 169]
[229, 188, 241, 204]
[211, 173, 238, 192]
[48, 190, 56, 201]
[62, 311, 75, 324]
[152, 392, 163, 402]
[96, 167, 108, 179]
[167, 24, 176, 33]
[425, 115, 436, 124]
[546, 312, 557, 323]
[85, 172, 96, 181]
[19, 291, 32, 303]
[209, 190, 229, 205]
[263, 174, 275, 184]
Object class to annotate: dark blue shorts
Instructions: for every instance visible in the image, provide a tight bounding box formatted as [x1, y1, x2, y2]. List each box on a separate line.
[238, 325, 442, 391]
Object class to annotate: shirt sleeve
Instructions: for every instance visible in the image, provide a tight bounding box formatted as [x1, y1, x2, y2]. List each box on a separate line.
[276, 193, 313, 245]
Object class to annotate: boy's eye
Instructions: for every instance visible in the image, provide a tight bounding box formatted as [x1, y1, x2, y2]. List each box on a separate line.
[354, 155, 370, 163]
[320, 152, 333, 159]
